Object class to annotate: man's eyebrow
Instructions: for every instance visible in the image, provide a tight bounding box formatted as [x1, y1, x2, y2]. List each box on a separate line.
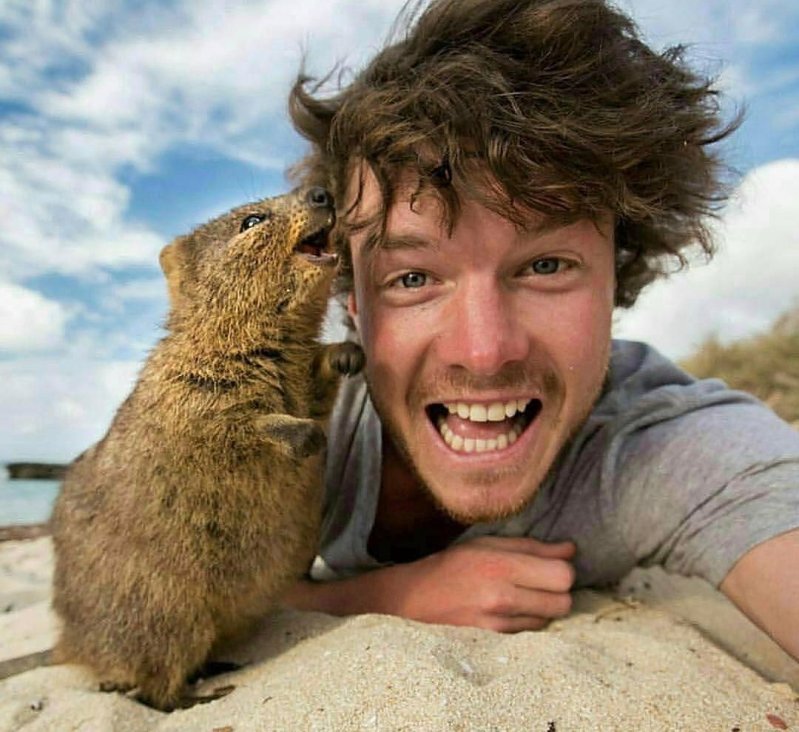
[365, 231, 437, 252]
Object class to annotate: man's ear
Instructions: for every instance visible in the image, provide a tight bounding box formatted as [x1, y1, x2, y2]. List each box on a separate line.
[347, 290, 361, 334]
[159, 238, 188, 308]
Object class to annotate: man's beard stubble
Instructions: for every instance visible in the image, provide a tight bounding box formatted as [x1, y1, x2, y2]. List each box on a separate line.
[364, 357, 610, 525]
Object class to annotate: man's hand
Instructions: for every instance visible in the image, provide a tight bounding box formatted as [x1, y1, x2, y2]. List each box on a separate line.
[387, 536, 576, 631]
[282, 536, 576, 632]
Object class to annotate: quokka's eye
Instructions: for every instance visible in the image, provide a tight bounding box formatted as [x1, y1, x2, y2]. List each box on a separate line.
[240, 213, 269, 232]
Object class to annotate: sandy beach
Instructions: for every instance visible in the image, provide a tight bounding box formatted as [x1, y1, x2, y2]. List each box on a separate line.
[1, 534, 797, 731]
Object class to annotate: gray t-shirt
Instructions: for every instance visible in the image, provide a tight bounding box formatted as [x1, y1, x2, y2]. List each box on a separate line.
[312, 339, 799, 589]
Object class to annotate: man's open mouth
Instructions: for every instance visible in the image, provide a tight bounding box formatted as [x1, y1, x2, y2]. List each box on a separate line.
[294, 226, 338, 266]
[426, 398, 543, 454]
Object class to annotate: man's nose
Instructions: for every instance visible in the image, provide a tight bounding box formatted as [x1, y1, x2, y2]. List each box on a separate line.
[435, 278, 529, 376]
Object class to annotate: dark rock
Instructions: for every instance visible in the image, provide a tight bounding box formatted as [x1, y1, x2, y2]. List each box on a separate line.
[5, 463, 68, 480]
[0, 523, 50, 542]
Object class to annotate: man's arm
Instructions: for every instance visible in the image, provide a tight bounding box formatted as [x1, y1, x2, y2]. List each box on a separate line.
[283, 536, 576, 632]
[720, 528, 799, 662]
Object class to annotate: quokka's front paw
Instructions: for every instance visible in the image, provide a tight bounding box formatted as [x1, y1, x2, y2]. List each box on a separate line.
[327, 342, 365, 376]
[255, 414, 326, 458]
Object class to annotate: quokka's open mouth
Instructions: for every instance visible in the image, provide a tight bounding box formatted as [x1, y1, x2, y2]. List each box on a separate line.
[294, 226, 337, 266]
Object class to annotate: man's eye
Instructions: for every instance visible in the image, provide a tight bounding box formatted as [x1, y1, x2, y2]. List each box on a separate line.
[240, 213, 269, 232]
[396, 272, 428, 288]
[529, 257, 563, 275]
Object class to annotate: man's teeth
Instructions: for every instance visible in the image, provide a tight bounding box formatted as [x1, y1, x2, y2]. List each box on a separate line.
[437, 418, 521, 454]
[445, 399, 529, 423]
[436, 400, 532, 454]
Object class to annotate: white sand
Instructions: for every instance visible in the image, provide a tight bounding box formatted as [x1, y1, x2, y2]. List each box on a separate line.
[0, 538, 56, 661]
[1, 537, 797, 731]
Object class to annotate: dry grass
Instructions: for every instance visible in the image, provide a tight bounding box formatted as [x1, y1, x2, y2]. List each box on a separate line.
[680, 306, 799, 428]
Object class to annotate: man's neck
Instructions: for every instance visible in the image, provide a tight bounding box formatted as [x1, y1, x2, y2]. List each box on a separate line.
[367, 430, 466, 563]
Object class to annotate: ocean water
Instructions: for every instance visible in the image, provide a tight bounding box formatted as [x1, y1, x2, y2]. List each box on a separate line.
[0, 477, 61, 526]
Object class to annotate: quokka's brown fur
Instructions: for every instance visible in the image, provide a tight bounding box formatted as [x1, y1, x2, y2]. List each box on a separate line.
[50, 187, 363, 711]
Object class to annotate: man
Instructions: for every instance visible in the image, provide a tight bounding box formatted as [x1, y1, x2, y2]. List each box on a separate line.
[283, 0, 799, 660]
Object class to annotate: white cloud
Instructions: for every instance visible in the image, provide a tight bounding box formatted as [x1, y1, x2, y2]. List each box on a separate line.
[0, 357, 140, 463]
[613, 158, 799, 359]
[727, 2, 795, 46]
[113, 278, 168, 303]
[0, 116, 167, 279]
[0, 282, 70, 352]
[0, 1, 109, 98]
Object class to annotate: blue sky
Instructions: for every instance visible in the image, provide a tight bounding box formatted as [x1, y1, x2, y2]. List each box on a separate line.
[1, 0, 798, 462]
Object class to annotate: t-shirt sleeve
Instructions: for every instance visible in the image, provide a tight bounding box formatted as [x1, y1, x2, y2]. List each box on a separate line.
[610, 399, 799, 587]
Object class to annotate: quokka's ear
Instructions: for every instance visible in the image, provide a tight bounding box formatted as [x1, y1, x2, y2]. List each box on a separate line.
[159, 238, 189, 308]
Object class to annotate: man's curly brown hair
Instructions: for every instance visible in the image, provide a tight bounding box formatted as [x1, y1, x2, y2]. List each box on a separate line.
[289, 0, 741, 307]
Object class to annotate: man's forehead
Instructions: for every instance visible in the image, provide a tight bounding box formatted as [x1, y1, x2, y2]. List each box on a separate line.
[341, 159, 611, 247]
[343, 164, 528, 231]
[342, 164, 447, 250]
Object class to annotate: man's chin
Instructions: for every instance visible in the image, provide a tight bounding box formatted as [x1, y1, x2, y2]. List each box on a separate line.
[423, 470, 540, 524]
[396, 423, 550, 524]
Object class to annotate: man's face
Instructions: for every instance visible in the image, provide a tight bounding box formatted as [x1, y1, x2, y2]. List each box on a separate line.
[346, 170, 615, 523]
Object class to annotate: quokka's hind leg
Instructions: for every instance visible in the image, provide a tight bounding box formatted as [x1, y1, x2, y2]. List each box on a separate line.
[67, 603, 219, 712]
[99, 680, 136, 694]
[54, 636, 139, 700]
[130, 616, 219, 712]
[137, 661, 237, 711]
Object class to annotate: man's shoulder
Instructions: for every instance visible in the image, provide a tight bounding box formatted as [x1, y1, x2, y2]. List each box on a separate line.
[606, 339, 697, 400]
[593, 340, 799, 476]
[596, 339, 758, 427]
[573, 338, 799, 482]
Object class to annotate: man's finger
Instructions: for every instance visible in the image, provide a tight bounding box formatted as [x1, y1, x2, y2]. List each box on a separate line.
[509, 553, 576, 593]
[514, 587, 574, 618]
[472, 535, 577, 559]
[484, 583, 573, 618]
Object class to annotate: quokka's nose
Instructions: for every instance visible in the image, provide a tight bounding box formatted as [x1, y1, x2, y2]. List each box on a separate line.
[306, 187, 334, 209]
